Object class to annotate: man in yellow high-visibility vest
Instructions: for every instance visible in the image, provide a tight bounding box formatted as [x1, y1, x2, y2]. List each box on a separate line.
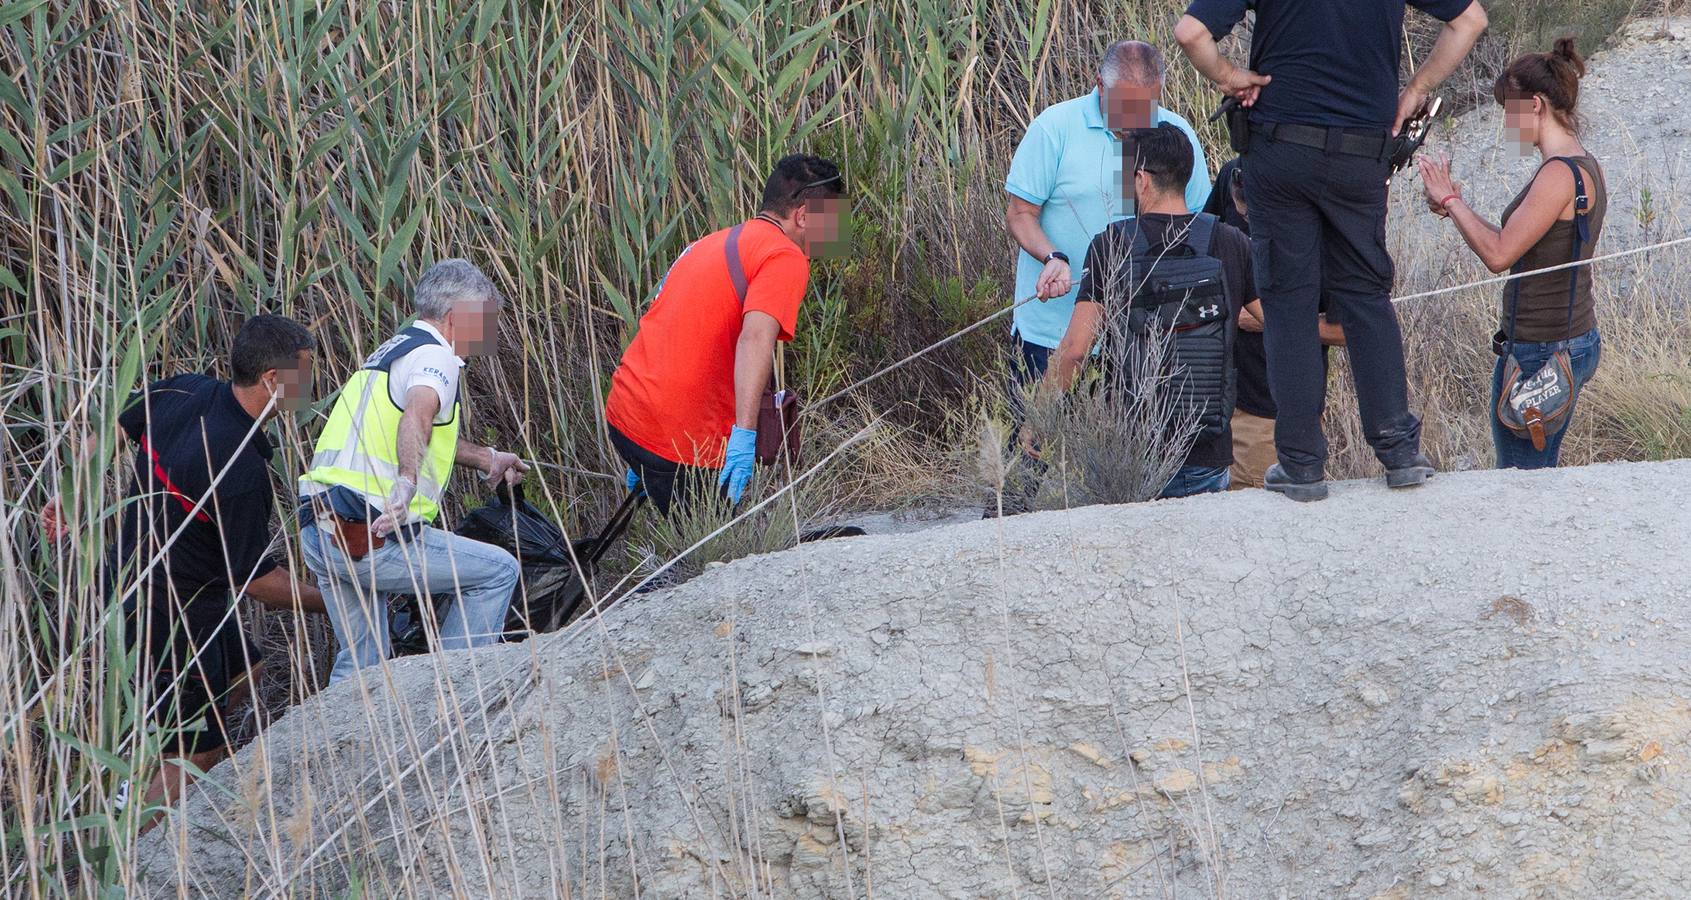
[297, 259, 529, 683]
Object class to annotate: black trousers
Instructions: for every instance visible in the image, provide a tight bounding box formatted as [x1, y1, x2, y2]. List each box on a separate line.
[120, 579, 260, 755]
[1243, 132, 1422, 477]
[608, 425, 715, 516]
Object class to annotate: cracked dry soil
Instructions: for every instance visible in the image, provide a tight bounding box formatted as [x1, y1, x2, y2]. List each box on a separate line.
[139, 460, 1691, 898]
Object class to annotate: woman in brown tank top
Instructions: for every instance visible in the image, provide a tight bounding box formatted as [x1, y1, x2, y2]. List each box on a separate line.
[1418, 37, 1604, 469]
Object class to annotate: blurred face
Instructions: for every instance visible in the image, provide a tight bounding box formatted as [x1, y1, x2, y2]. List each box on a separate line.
[265, 349, 315, 413]
[1099, 77, 1161, 131]
[1502, 94, 1542, 155]
[448, 298, 500, 357]
[797, 197, 852, 260]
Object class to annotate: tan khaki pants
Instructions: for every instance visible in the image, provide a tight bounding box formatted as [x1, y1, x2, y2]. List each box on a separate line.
[1229, 409, 1277, 489]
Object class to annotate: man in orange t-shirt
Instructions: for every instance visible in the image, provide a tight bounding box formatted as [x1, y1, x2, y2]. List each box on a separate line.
[606, 154, 848, 514]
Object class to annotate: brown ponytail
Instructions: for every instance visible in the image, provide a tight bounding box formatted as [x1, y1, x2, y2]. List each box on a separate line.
[1493, 36, 1587, 132]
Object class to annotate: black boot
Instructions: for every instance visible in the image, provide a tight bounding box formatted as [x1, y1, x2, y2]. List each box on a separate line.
[1385, 453, 1436, 489]
[1264, 464, 1329, 502]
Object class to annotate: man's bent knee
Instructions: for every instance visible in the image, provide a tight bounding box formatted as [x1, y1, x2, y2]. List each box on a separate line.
[488, 545, 520, 588]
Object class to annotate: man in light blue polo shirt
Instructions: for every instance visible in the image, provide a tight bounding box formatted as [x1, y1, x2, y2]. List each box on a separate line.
[1005, 40, 1212, 379]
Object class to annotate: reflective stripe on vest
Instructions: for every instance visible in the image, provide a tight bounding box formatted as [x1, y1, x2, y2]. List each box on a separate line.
[300, 327, 460, 524]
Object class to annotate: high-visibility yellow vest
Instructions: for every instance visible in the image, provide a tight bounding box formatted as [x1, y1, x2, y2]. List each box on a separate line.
[300, 326, 460, 524]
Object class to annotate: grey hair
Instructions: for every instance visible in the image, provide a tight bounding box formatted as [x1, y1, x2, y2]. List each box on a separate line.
[413, 258, 501, 320]
[1099, 40, 1165, 87]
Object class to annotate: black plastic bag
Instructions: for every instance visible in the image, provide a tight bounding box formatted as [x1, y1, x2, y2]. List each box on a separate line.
[391, 486, 643, 657]
[456, 483, 574, 566]
[392, 485, 594, 656]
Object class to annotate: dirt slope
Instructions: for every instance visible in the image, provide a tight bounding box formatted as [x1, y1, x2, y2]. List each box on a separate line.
[138, 460, 1691, 898]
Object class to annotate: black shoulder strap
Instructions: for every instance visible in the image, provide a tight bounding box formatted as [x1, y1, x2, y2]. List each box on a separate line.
[1559, 157, 1592, 244]
[1188, 212, 1219, 256]
[1556, 157, 1589, 336]
[1123, 219, 1151, 300]
[366, 325, 440, 372]
[1126, 217, 1151, 258]
[724, 224, 748, 307]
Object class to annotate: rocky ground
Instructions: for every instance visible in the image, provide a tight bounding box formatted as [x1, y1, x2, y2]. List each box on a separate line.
[139, 460, 1691, 898]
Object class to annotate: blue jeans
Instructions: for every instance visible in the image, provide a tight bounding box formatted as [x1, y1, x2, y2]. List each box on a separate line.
[1491, 328, 1601, 470]
[1007, 336, 1053, 420]
[1013, 337, 1052, 383]
[300, 521, 519, 684]
[1161, 464, 1232, 499]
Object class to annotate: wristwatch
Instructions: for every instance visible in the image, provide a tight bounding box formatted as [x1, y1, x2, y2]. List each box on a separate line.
[1042, 251, 1070, 265]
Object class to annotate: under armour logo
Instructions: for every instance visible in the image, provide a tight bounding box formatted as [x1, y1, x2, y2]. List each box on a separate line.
[1198, 304, 1220, 319]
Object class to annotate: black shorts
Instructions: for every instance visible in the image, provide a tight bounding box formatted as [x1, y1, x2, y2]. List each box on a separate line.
[608, 424, 721, 517]
[123, 584, 261, 755]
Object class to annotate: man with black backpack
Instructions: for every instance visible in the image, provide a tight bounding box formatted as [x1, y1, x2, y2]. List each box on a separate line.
[1039, 123, 1253, 498]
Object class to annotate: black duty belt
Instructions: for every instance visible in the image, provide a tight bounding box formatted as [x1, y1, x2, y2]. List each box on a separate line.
[1259, 122, 1390, 160]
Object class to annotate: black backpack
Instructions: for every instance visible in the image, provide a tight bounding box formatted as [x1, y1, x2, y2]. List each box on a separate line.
[1109, 213, 1234, 442]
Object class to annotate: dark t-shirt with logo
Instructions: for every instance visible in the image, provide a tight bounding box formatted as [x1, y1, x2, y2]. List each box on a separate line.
[1076, 212, 1253, 469]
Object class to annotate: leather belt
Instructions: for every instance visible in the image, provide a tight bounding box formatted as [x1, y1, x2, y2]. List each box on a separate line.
[1260, 122, 1390, 160]
[301, 495, 422, 560]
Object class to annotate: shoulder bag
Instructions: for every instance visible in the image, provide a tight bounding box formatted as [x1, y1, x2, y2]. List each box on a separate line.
[1493, 157, 1591, 451]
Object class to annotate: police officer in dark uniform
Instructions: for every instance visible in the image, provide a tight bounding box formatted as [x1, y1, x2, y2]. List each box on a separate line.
[1175, 0, 1489, 501]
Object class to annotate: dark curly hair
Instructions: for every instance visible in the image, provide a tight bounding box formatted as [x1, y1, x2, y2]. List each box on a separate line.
[758, 154, 846, 216]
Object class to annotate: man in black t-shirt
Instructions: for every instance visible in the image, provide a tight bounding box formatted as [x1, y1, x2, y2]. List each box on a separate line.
[1203, 158, 1348, 488]
[44, 315, 325, 813]
[1042, 124, 1252, 499]
[1177, 0, 1487, 500]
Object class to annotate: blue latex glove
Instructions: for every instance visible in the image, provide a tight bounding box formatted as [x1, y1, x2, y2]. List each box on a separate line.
[718, 426, 758, 504]
[624, 468, 641, 494]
